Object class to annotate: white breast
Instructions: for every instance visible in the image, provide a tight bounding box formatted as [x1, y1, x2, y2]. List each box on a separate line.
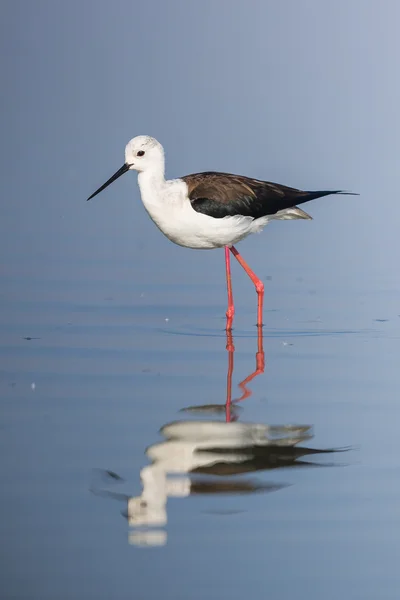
[137, 174, 269, 250]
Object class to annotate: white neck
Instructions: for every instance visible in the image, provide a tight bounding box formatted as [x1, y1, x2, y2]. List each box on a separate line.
[138, 168, 165, 184]
[136, 162, 170, 228]
[135, 162, 191, 246]
[138, 165, 166, 199]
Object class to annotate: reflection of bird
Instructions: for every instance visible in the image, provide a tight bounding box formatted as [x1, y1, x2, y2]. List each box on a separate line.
[88, 136, 356, 328]
[90, 418, 344, 546]
[127, 421, 313, 529]
[90, 329, 348, 547]
[91, 420, 341, 544]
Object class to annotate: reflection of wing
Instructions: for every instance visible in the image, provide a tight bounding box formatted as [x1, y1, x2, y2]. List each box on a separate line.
[189, 479, 288, 495]
[193, 444, 341, 475]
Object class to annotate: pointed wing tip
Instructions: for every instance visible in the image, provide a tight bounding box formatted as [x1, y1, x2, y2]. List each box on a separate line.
[337, 191, 359, 196]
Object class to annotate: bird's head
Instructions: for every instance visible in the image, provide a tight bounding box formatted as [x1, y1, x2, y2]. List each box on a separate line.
[87, 135, 164, 201]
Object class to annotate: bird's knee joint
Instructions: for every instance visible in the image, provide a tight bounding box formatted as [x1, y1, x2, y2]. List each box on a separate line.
[255, 281, 264, 294]
[226, 307, 235, 319]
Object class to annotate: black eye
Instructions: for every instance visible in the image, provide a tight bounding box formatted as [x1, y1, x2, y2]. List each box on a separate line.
[137, 150, 145, 157]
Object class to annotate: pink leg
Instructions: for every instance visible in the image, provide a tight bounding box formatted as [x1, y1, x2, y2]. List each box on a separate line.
[236, 326, 265, 402]
[225, 328, 265, 421]
[225, 246, 235, 330]
[230, 245, 264, 327]
[225, 330, 235, 422]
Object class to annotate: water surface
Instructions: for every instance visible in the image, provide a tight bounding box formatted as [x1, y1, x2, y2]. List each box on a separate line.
[1, 254, 400, 600]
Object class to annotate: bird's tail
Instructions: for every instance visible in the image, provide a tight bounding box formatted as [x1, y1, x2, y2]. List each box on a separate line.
[272, 206, 313, 220]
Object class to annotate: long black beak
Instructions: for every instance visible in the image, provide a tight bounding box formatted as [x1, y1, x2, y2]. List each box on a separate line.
[87, 163, 131, 201]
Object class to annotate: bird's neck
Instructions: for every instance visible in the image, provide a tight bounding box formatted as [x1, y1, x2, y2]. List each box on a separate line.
[138, 164, 166, 187]
[138, 167, 167, 208]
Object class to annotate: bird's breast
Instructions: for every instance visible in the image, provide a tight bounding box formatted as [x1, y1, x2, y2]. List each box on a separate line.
[138, 179, 258, 250]
[144, 201, 218, 249]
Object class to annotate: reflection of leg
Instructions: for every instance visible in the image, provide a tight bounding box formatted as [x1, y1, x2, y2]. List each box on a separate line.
[236, 326, 265, 402]
[230, 245, 264, 327]
[225, 246, 235, 330]
[225, 330, 235, 423]
[256, 323, 265, 371]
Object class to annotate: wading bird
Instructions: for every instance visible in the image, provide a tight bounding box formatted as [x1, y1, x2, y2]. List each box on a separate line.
[88, 136, 354, 329]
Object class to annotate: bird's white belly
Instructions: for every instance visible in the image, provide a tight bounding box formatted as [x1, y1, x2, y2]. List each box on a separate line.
[146, 204, 267, 250]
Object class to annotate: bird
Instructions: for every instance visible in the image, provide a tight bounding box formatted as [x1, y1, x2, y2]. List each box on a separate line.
[87, 135, 356, 329]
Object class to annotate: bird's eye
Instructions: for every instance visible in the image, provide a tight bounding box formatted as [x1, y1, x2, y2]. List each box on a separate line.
[137, 150, 145, 157]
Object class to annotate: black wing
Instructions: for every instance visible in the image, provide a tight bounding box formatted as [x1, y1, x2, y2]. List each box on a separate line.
[182, 172, 347, 219]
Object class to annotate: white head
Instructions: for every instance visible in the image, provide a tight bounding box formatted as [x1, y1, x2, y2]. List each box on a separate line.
[87, 135, 165, 201]
[125, 135, 165, 173]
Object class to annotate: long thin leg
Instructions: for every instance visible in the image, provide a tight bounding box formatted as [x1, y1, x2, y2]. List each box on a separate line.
[225, 329, 235, 422]
[230, 245, 264, 327]
[225, 246, 235, 330]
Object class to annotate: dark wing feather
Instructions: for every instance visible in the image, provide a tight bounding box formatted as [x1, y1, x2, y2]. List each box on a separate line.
[182, 172, 347, 219]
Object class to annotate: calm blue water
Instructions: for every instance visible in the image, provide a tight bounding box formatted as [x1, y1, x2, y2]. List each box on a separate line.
[3, 2, 400, 597]
[1, 252, 400, 600]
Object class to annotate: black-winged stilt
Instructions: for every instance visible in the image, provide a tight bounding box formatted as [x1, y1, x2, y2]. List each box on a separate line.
[88, 136, 356, 329]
